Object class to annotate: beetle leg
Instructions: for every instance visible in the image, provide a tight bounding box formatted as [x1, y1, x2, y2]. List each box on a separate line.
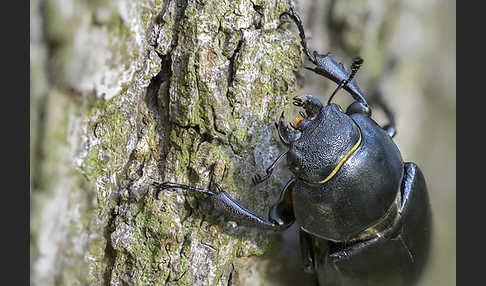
[276, 112, 290, 145]
[252, 150, 288, 185]
[368, 82, 396, 137]
[366, 57, 399, 137]
[299, 229, 316, 273]
[268, 178, 296, 228]
[327, 237, 383, 263]
[281, 9, 368, 106]
[154, 178, 296, 231]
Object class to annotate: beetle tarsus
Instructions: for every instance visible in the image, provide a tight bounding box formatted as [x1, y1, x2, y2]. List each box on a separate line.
[251, 173, 267, 185]
[252, 173, 269, 185]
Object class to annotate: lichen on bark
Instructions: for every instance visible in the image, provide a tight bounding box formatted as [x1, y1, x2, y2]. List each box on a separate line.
[32, 0, 303, 285]
[99, 0, 303, 284]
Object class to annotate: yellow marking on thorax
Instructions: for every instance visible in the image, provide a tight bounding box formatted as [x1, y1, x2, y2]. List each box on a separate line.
[309, 126, 362, 184]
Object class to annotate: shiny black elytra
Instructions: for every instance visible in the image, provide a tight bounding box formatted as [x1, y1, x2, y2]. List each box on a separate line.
[154, 9, 431, 286]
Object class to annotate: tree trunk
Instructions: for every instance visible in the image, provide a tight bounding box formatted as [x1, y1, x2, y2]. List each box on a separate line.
[30, 0, 455, 285]
[31, 0, 302, 285]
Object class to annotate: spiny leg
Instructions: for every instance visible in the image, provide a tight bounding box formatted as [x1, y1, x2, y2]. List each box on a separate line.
[281, 9, 367, 105]
[154, 178, 296, 231]
[154, 182, 213, 196]
[252, 150, 288, 185]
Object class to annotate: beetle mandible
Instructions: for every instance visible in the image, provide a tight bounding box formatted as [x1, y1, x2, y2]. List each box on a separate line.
[154, 9, 431, 286]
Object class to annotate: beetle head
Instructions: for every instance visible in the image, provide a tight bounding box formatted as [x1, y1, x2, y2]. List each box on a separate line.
[287, 103, 361, 183]
[290, 94, 324, 134]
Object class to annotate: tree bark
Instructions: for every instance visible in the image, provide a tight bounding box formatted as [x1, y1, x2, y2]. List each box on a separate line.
[31, 0, 302, 285]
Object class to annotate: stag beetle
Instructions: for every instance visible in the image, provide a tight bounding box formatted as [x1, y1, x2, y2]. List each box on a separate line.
[154, 9, 431, 286]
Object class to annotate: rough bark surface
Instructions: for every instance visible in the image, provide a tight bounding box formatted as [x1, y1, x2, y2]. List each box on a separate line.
[31, 0, 302, 285]
[30, 0, 455, 285]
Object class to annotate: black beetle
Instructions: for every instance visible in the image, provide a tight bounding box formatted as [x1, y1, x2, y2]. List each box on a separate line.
[154, 9, 431, 286]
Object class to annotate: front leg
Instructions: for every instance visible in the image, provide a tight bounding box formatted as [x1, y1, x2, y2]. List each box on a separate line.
[154, 178, 296, 231]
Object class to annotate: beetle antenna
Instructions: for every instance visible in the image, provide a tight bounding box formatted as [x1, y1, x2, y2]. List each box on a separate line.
[327, 57, 364, 105]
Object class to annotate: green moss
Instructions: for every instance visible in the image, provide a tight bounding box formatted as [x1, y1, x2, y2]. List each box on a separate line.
[67, 0, 306, 284]
[81, 147, 105, 183]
